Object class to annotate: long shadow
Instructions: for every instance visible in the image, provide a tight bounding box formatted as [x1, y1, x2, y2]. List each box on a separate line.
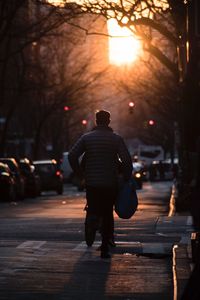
[60, 243, 112, 300]
[181, 263, 200, 300]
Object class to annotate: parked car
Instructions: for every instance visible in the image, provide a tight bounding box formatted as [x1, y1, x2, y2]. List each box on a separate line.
[148, 159, 178, 181]
[0, 162, 16, 201]
[33, 159, 63, 194]
[19, 158, 41, 198]
[0, 158, 25, 200]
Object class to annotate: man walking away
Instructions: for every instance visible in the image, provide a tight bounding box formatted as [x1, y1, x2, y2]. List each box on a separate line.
[68, 110, 133, 258]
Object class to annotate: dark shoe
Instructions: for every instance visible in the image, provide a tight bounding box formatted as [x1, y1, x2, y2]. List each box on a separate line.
[100, 243, 111, 258]
[108, 239, 116, 247]
[97, 239, 116, 251]
[101, 251, 111, 259]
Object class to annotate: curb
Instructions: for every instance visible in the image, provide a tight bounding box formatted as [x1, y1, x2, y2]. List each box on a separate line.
[170, 181, 193, 299]
[170, 179, 200, 299]
[172, 242, 193, 300]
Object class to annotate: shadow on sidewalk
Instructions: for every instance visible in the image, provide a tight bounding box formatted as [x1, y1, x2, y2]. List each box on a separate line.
[61, 248, 111, 299]
[181, 262, 200, 300]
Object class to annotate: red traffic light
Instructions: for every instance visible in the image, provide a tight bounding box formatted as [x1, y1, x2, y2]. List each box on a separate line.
[82, 119, 87, 126]
[129, 102, 134, 114]
[64, 106, 70, 111]
[148, 119, 155, 126]
[129, 102, 134, 107]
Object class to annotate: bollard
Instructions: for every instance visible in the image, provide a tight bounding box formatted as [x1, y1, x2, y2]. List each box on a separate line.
[191, 232, 200, 264]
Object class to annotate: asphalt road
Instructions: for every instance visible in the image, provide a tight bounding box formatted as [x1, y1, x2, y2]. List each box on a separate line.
[0, 181, 191, 300]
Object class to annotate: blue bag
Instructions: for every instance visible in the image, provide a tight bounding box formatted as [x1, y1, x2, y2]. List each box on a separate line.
[115, 178, 138, 219]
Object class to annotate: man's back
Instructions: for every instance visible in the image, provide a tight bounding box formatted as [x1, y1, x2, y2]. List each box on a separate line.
[83, 127, 121, 186]
[68, 125, 132, 187]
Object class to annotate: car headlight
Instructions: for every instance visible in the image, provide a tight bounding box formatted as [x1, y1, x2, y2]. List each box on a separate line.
[135, 172, 141, 178]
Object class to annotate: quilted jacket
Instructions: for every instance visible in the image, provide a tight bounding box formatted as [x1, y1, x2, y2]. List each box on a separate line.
[68, 125, 133, 187]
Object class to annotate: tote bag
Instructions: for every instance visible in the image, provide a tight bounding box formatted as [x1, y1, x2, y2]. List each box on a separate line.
[115, 178, 138, 219]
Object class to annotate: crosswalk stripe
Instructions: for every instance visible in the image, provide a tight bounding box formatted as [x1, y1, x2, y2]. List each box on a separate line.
[15, 240, 173, 255]
[17, 241, 46, 249]
[64, 219, 73, 224]
[72, 240, 171, 255]
[73, 241, 96, 251]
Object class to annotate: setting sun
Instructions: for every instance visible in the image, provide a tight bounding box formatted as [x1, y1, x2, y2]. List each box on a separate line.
[107, 19, 141, 66]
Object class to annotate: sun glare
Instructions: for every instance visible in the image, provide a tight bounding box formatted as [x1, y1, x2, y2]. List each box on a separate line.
[107, 19, 141, 66]
[48, 0, 65, 5]
[48, 1, 142, 65]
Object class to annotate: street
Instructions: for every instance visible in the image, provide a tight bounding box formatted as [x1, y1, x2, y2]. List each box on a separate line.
[0, 181, 192, 300]
[1, 1, 199, 298]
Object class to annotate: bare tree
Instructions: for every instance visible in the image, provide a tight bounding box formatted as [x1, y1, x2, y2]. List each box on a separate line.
[119, 57, 179, 154]
[0, 1, 108, 158]
[0, 0, 76, 155]
[53, 0, 181, 77]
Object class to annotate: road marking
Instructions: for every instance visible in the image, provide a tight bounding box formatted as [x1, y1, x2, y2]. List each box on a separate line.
[73, 241, 101, 251]
[72, 240, 172, 256]
[15, 240, 172, 256]
[17, 241, 46, 249]
[64, 219, 73, 224]
[73, 241, 88, 251]
[115, 241, 141, 245]
[73, 241, 142, 251]
[156, 232, 168, 237]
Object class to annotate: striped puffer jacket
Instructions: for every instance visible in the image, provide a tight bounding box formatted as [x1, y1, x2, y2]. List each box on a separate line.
[68, 125, 133, 187]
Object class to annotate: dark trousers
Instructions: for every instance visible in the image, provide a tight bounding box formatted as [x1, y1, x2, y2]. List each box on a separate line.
[86, 185, 117, 249]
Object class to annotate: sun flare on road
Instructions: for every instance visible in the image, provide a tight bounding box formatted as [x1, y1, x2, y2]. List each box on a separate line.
[107, 19, 141, 66]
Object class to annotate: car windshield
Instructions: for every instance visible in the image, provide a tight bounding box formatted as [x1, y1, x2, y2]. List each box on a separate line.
[132, 162, 142, 171]
[34, 164, 55, 174]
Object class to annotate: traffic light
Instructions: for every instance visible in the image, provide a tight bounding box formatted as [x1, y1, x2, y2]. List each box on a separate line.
[63, 106, 70, 111]
[82, 119, 87, 126]
[129, 102, 135, 114]
[148, 119, 155, 126]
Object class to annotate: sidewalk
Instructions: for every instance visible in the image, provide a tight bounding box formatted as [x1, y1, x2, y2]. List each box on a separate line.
[0, 181, 195, 300]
